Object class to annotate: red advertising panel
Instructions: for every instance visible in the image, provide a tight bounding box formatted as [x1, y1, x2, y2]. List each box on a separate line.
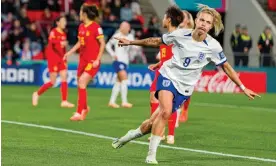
[195, 71, 266, 93]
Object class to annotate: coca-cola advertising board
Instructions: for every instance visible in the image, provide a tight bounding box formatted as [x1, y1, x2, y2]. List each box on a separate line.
[195, 71, 266, 93]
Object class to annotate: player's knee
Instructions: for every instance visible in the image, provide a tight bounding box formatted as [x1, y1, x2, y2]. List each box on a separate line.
[60, 73, 67, 82]
[78, 81, 86, 89]
[78, 78, 87, 89]
[160, 110, 171, 120]
[50, 78, 56, 85]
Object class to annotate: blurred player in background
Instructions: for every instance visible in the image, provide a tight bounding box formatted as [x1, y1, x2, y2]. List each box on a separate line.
[106, 22, 134, 108]
[148, 10, 194, 144]
[64, 5, 105, 121]
[32, 16, 75, 108]
[112, 5, 260, 164]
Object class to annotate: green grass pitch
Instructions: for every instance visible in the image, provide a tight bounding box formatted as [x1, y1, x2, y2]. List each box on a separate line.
[2, 86, 276, 166]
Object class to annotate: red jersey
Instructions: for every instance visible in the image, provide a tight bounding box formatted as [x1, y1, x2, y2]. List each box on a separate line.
[46, 28, 66, 61]
[159, 44, 173, 67]
[78, 22, 104, 62]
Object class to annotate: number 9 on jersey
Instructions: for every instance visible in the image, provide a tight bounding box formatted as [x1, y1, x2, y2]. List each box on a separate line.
[183, 57, 191, 67]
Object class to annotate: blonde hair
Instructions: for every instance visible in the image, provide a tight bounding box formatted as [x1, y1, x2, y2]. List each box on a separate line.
[196, 4, 224, 36]
[182, 10, 194, 29]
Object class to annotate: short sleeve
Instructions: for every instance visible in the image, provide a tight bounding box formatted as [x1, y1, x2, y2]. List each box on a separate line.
[48, 30, 56, 41]
[211, 41, 227, 66]
[161, 33, 174, 45]
[95, 24, 104, 39]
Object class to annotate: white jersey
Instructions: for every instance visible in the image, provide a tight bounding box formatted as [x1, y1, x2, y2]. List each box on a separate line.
[159, 28, 227, 96]
[106, 32, 134, 65]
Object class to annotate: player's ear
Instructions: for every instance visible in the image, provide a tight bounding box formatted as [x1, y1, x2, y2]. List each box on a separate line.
[195, 18, 198, 26]
[168, 17, 171, 24]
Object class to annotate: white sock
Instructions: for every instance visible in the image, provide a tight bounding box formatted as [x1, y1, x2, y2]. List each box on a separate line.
[109, 82, 121, 104]
[121, 80, 128, 104]
[148, 135, 162, 160]
[119, 126, 143, 143]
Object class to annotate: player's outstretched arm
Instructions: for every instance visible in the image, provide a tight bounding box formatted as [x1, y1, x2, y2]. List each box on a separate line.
[114, 37, 162, 47]
[148, 62, 161, 71]
[221, 62, 261, 100]
[64, 42, 81, 60]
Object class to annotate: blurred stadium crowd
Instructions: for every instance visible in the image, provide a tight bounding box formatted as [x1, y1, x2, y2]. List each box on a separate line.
[1, 0, 159, 64]
[1, 0, 275, 67]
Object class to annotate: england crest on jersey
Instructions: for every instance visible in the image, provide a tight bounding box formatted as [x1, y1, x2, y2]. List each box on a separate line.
[198, 52, 205, 61]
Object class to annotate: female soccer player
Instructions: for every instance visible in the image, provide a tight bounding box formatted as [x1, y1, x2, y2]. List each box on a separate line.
[32, 16, 74, 108]
[112, 5, 260, 164]
[64, 5, 105, 121]
[106, 22, 134, 108]
[148, 10, 195, 144]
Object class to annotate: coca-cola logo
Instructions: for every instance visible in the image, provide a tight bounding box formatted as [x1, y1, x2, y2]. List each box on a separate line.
[195, 71, 241, 93]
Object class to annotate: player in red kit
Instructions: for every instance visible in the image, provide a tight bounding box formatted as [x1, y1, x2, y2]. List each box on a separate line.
[64, 5, 105, 121]
[32, 16, 75, 108]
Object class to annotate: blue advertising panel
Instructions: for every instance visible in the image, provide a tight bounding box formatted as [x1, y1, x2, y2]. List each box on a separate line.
[1, 64, 42, 85]
[40, 63, 155, 89]
[2, 62, 276, 93]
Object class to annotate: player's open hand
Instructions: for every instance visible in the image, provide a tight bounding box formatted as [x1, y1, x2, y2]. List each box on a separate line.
[92, 60, 100, 68]
[243, 88, 261, 100]
[148, 64, 159, 71]
[114, 37, 131, 47]
[61, 41, 68, 47]
[63, 52, 70, 61]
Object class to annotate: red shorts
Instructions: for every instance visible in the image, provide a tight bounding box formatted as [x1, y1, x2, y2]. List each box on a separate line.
[150, 71, 160, 92]
[47, 60, 67, 73]
[77, 60, 100, 77]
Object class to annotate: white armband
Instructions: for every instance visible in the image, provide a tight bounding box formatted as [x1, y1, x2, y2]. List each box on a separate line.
[240, 85, 246, 91]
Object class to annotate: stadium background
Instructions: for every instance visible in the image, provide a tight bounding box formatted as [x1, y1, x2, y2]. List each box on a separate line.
[1, 0, 276, 93]
[2, 0, 276, 166]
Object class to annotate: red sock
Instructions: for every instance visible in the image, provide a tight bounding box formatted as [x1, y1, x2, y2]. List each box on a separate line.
[183, 98, 191, 112]
[77, 88, 87, 114]
[60, 82, 68, 101]
[37, 82, 53, 95]
[168, 112, 177, 136]
[150, 102, 159, 115]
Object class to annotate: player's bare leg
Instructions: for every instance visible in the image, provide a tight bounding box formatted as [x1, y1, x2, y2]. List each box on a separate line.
[148, 92, 165, 141]
[59, 70, 75, 108]
[70, 72, 91, 121]
[118, 70, 132, 108]
[108, 77, 121, 108]
[112, 107, 160, 149]
[146, 90, 173, 164]
[32, 72, 56, 106]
